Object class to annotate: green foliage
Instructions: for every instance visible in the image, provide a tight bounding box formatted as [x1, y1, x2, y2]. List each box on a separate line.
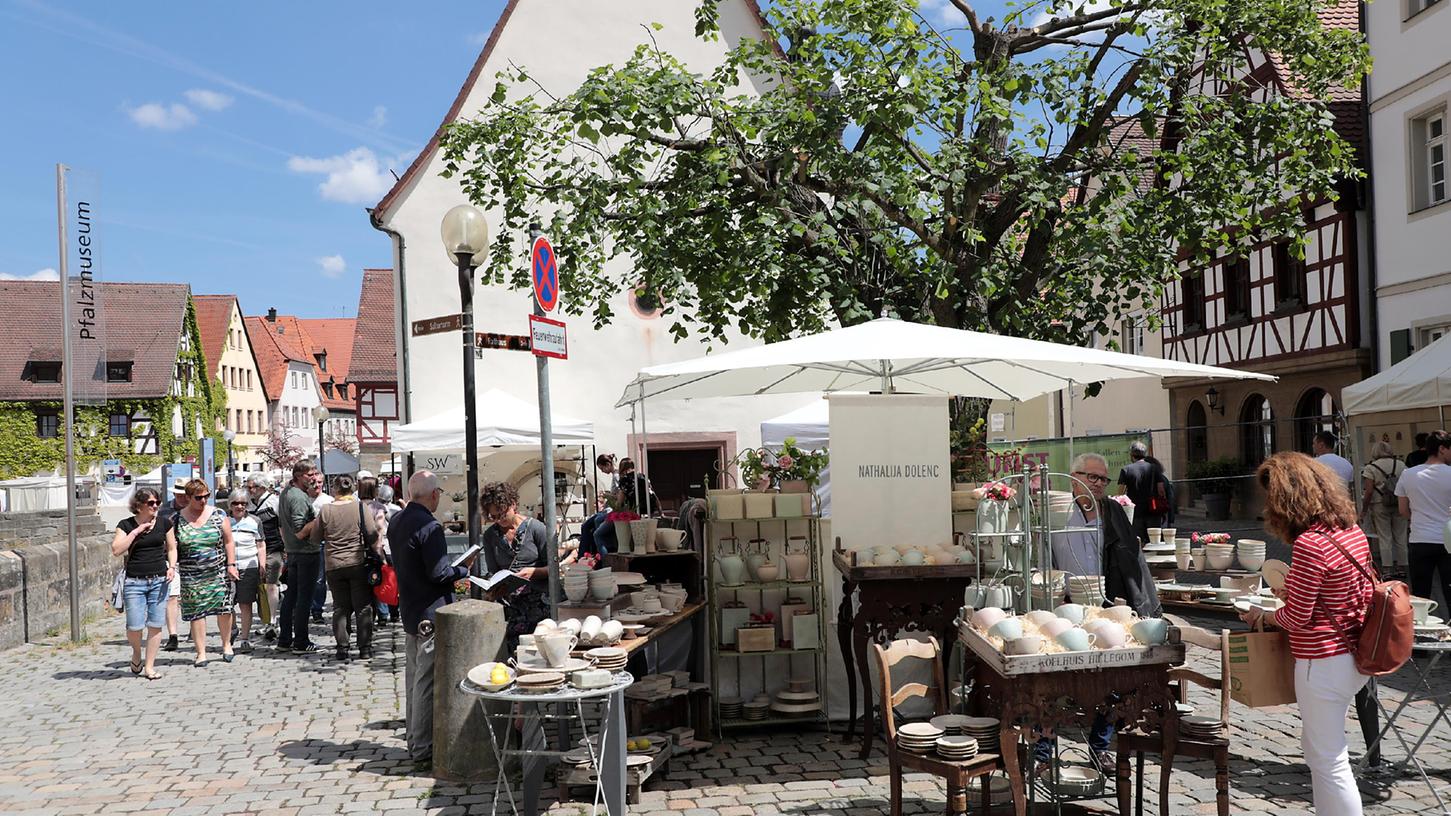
[0, 297, 226, 479]
[439, 0, 1367, 350]
[1186, 456, 1246, 496]
[740, 437, 829, 488]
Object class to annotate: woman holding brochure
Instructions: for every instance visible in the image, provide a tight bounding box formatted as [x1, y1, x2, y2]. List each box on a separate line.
[477, 481, 552, 651]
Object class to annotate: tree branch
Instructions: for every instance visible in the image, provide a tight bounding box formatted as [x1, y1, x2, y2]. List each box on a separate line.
[1026, 3, 1140, 38]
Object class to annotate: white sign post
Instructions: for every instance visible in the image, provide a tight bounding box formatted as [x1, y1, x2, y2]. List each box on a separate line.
[827, 394, 952, 554]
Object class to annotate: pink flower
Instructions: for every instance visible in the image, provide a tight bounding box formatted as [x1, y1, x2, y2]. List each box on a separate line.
[777, 454, 795, 469]
[1113, 495, 1134, 507]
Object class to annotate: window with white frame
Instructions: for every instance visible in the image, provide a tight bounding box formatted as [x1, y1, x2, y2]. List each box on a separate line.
[1413, 111, 1447, 210]
[1408, 0, 1442, 17]
[1121, 316, 1147, 355]
[1418, 321, 1451, 349]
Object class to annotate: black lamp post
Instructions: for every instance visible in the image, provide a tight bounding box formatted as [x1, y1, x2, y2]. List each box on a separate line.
[441, 205, 490, 560]
[315, 405, 330, 484]
[223, 428, 236, 489]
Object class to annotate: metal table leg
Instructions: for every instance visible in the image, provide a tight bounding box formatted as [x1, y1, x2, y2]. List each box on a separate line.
[1357, 650, 1451, 815]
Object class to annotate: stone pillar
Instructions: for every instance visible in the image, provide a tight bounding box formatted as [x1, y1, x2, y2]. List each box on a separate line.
[432, 599, 506, 781]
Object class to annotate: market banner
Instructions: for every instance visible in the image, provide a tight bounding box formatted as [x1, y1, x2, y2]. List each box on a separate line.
[984, 432, 1150, 481]
[59, 165, 107, 407]
[828, 394, 951, 552]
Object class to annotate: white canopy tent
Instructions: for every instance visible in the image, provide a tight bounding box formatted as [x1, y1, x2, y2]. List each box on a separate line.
[390, 388, 595, 452]
[1343, 333, 1451, 419]
[760, 399, 833, 517]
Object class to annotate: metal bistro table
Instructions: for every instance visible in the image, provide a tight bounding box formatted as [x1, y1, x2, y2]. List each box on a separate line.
[1358, 640, 1451, 815]
[461, 672, 634, 816]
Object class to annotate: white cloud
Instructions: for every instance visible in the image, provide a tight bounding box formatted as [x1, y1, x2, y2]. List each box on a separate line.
[467, 31, 489, 47]
[0, 268, 60, 282]
[1029, 0, 1115, 29]
[287, 147, 412, 204]
[127, 101, 197, 130]
[316, 255, 346, 278]
[184, 88, 233, 111]
[919, 0, 962, 26]
[368, 105, 388, 129]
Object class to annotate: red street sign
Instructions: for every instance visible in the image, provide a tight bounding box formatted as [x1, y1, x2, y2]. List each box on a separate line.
[531, 236, 559, 313]
[476, 332, 531, 351]
[529, 314, 567, 360]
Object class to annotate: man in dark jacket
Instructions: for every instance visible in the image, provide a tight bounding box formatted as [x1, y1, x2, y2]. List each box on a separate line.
[391, 470, 477, 766]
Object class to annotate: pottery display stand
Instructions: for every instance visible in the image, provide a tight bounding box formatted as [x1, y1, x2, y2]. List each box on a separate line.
[556, 730, 675, 806]
[832, 548, 974, 759]
[705, 513, 829, 732]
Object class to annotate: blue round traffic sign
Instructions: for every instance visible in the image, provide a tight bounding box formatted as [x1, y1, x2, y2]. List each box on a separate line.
[531, 236, 559, 313]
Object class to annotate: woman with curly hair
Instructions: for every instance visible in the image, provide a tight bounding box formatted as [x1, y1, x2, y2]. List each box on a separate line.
[112, 486, 175, 679]
[477, 481, 551, 650]
[1239, 452, 1374, 816]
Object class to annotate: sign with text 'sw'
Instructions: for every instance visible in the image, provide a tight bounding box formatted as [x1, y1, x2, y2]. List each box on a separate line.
[60, 166, 106, 406]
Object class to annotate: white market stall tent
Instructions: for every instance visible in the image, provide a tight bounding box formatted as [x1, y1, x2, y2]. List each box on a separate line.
[760, 399, 832, 518]
[1343, 332, 1451, 419]
[619, 317, 1275, 723]
[391, 388, 594, 452]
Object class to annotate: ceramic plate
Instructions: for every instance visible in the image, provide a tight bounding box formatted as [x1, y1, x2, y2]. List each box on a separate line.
[466, 662, 512, 691]
[626, 754, 653, 767]
[613, 571, 648, 585]
[1414, 623, 1449, 636]
[898, 722, 945, 738]
[1260, 560, 1290, 591]
[1233, 597, 1284, 613]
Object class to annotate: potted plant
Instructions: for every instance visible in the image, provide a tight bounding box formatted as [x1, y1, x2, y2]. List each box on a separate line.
[1186, 458, 1244, 521]
[738, 439, 829, 493]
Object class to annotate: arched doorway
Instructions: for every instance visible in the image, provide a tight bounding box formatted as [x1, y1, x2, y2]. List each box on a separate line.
[1186, 400, 1209, 466]
[1239, 394, 1274, 466]
[1294, 388, 1336, 453]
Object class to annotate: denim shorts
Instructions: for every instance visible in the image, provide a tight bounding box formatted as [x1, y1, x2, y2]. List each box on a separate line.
[123, 576, 169, 631]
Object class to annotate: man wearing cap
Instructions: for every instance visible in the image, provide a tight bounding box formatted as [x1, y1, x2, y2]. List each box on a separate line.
[158, 478, 190, 651]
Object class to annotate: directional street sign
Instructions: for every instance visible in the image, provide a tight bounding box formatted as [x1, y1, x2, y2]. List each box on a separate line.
[476, 332, 532, 351]
[531, 236, 559, 313]
[411, 313, 463, 337]
[529, 314, 567, 360]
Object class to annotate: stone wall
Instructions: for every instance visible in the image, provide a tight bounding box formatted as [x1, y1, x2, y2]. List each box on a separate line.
[0, 510, 114, 650]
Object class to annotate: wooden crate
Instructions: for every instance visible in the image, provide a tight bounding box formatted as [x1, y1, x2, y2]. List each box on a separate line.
[736, 626, 776, 653]
[958, 620, 1185, 676]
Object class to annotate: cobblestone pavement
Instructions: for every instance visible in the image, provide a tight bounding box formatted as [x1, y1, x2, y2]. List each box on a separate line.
[5, 612, 1451, 815]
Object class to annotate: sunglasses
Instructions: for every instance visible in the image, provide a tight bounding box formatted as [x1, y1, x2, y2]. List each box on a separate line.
[192, 494, 211, 502]
[229, 501, 247, 506]
[143, 499, 160, 506]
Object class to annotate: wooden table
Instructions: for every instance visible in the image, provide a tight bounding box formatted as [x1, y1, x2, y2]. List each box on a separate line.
[959, 622, 1184, 816]
[832, 550, 976, 759]
[619, 603, 705, 656]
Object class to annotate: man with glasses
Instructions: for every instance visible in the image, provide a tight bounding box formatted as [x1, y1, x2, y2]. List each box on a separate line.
[276, 462, 322, 654]
[391, 470, 477, 768]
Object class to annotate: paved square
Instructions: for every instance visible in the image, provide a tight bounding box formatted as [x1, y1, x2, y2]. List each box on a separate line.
[2, 613, 1448, 815]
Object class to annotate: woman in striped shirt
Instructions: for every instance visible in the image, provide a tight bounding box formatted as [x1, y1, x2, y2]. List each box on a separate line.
[1240, 452, 1373, 816]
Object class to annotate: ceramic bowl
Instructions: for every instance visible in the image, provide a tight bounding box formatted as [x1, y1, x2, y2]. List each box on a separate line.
[1003, 635, 1044, 656]
[1023, 610, 1058, 629]
[1039, 618, 1075, 638]
[971, 607, 1009, 631]
[1053, 603, 1087, 624]
[987, 618, 1024, 641]
[1206, 552, 1235, 571]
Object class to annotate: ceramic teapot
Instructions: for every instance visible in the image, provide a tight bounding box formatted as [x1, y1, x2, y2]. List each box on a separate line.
[745, 539, 769, 581]
[785, 537, 810, 582]
[716, 537, 745, 586]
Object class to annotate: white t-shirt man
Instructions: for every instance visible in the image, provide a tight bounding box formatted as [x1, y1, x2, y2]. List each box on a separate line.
[1316, 452, 1355, 485]
[1395, 463, 1451, 546]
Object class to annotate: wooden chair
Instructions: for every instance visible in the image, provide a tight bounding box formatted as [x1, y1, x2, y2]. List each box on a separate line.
[872, 637, 1001, 816]
[1114, 616, 1231, 816]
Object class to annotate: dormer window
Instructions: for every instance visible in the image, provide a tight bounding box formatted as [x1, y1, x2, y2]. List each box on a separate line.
[315, 352, 327, 372]
[106, 362, 133, 383]
[323, 382, 334, 399]
[24, 362, 62, 383]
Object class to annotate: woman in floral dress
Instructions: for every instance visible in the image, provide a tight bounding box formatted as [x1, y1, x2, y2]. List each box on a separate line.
[166, 479, 239, 666]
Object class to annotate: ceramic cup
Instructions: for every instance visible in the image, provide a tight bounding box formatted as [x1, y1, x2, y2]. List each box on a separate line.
[874, 547, 901, 567]
[988, 618, 1024, 641]
[1023, 610, 1058, 629]
[1131, 618, 1170, 646]
[901, 549, 926, 566]
[1412, 597, 1439, 623]
[1089, 621, 1128, 648]
[560, 618, 583, 635]
[1146, 527, 1162, 545]
[600, 620, 624, 642]
[537, 632, 578, 668]
[581, 615, 604, 640]
[1004, 635, 1044, 656]
[1190, 550, 1206, 571]
[1101, 605, 1136, 625]
[1055, 629, 1096, 651]
[1054, 603, 1087, 624]
[1176, 553, 1191, 570]
[971, 607, 1009, 631]
[534, 619, 559, 636]
[1039, 618, 1075, 638]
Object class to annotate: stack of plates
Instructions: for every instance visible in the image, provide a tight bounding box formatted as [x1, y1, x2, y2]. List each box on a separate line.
[1066, 575, 1106, 604]
[587, 646, 628, 672]
[1180, 715, 1226, 741]
[561, 747, 595, 766]
[1414, 615, 1449, 637]
[960, 717, 1001, 754]
[742, 698, 770, 721]
[935, 735, 979, 761]
[719, 698, 743, 720]
[514, 671, 565, 694]
[1205, 543, 1236, 570]
[929, 714, 971, 735]
[895, 722, 945, 755]
[1237, 539, 1267, 571]
[771, 688, 822, 715]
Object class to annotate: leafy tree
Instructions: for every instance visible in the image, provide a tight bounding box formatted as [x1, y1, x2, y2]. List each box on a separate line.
[439, 0, 1366, 349]
[260, 426, 306, 471]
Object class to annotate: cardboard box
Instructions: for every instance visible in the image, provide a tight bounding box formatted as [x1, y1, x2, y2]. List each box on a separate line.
[744, 492, 775, 519]
[736, 625, 776, 652]
[792, 613, 820, 650]
[1227, 629, 1296, 708]
[779, 599, 813, 644]
[712, 493, 744, 520]
[720, 605, 751, 647]
[775, 493, 805, 518]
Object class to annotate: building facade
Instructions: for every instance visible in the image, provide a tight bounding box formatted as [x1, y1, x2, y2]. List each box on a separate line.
[1159, 0, 1371, 494]
[349, 268, 400, 474]
[193, 295, 268, 473]
[1367, 0, 1451, 367]
[0, 282, 223, 480]
[244, 309, 357, 466]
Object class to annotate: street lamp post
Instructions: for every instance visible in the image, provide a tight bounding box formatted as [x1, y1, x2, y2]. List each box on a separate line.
[222, 428, 236, 489]
[315, 406, 331, 485]
[441, 205, 490, 564]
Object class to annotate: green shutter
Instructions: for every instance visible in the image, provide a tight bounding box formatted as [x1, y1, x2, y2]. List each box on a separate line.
[1391, 329, 1413, 365]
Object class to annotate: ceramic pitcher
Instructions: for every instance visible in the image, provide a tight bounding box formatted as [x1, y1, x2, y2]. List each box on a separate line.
[785, 537, 810, 582]
[745, 539, 769, 581]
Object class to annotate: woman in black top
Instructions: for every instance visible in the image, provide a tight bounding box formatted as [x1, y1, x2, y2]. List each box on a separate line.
[478, 482, 551, 651]
[112, 487, 176, 679]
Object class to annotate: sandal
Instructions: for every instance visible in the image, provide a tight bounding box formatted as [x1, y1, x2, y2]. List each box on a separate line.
[143, 670, 161, 680]
[222, 652, 235, 663]
[130, 659, 142, 676]
[194, 659, 208, 668]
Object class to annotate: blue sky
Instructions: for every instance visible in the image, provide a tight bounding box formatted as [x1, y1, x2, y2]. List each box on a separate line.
[0, 0, 510, 318]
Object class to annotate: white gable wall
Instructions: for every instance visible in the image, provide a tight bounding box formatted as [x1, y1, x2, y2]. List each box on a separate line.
[378, 0, 817, 458]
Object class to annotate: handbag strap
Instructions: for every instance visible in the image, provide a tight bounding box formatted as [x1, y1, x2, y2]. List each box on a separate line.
[1303, 529, 1376, 655]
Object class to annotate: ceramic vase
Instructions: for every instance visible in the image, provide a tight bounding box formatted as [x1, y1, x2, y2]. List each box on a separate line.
[716, 554, 746, 586]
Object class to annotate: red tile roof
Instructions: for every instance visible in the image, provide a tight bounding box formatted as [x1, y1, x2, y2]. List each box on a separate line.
[0, 281, 190, 401]
[243, 312, 356, 411]
[370, 0, 776, 224]
[191, 294, 236, 377]
[297, 318, 356, 410]
[1266, 0, 1364, 154]
[348, 268, 397, 384]
[244, 315, 305, 403]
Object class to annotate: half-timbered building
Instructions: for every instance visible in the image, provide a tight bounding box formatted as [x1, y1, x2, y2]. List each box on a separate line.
[1159, 0, 1371, 482]
[348, 268, 399, 474]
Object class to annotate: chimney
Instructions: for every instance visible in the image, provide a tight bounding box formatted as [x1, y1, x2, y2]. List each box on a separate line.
[266, 307, 277, 322]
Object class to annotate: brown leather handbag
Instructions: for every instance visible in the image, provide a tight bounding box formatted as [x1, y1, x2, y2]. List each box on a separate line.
[1317, 533, 1414, 676]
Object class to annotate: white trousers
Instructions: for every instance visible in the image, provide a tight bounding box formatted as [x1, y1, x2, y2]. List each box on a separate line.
[1295, 653, 1369, 816]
